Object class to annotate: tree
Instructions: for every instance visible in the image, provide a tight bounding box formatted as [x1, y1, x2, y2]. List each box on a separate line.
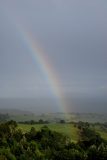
[60, 120, 65, 123]
[13, 129, 23, 142]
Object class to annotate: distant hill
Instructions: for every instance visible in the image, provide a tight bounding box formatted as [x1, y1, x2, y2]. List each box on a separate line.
[0, 108, 32, 115]
[2, 110, 107, 123]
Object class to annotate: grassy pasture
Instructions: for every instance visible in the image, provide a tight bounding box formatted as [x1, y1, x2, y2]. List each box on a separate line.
[18, 123, 107, 142]
[94, 125, 107, 140]
[18, 123, 79, 142]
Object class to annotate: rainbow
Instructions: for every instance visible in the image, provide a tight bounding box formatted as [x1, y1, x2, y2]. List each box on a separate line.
[4, 7, 68, 113]
[19, 28, 68, 113]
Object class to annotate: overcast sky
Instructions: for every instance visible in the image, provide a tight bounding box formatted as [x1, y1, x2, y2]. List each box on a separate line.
[0, 0, 107, 112]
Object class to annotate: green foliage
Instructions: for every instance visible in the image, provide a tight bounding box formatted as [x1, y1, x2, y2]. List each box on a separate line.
[19, 123, 80, 141]
[13, 129, 23, 142]
[0, 148, 16, 160]
[60, 120, 65, 123]
[0, 121, 107, 159]
[19, 119, 49, 125]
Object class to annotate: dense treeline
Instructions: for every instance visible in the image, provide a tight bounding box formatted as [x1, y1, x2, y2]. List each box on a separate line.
[0, 121, 107, 159]
[19, 119, 49, 125]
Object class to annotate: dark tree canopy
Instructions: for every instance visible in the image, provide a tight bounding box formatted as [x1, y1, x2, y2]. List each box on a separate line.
[0, 121, 107, 160]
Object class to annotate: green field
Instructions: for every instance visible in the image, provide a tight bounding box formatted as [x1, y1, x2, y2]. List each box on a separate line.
[19, 123, 79, 142]
[94, 125, 107, 140]
[18, 123, 107, 142]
